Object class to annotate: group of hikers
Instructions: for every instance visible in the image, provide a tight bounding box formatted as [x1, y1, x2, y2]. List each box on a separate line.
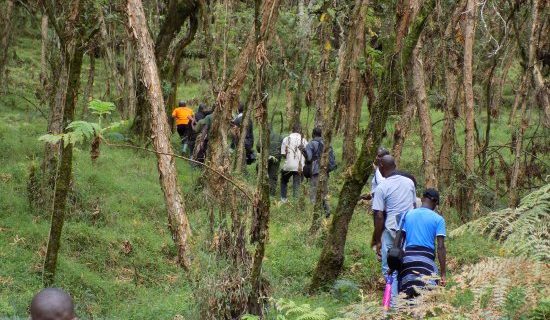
[362, 148, 447, 304]
[20, 103, 426, 317]
[171, 100, 338, 215]
[26, 153, 446, 317]
[173, 100, 447, 303]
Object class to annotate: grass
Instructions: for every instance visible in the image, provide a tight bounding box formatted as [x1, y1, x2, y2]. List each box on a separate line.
[0, 29, 543, 319]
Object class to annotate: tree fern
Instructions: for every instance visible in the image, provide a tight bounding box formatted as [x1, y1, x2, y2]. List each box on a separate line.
[272, 299, 329, 320]
[451, 184, 550, 261]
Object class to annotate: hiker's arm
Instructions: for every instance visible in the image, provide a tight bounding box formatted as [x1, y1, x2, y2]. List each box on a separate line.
[437, 236, 446, 286]
[193, 119, 204, 132]
[372, 210, 385, 254]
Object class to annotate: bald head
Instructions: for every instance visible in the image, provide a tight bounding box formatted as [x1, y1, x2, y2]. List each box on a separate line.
[379, 155, 396, 177]
[30, 288, 75, 320]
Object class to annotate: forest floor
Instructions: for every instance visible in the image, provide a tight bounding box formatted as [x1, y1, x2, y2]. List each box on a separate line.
[0, 33, 535, 319]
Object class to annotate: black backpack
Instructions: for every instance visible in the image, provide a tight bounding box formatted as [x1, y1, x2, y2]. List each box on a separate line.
[387, 212, 408, 271]
[302, 140, 337, 178]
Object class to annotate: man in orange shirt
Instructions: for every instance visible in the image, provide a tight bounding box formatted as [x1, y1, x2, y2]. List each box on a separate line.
[172, 100, 194, 154]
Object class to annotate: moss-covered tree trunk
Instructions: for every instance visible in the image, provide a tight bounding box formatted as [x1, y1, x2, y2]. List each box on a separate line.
[41, 0, 83, 200]
[40, 14, 49, 90]
[0, 0, 14, 89]
[529, 0, 550, 128]
[248, 1, 271, 314]
[43, 42, 85, 286]
[438, 0, 465, 190]
[82, 48, 96, 116]
[339, 0, 368, 169]
[127, 0, 192, 270]
[310, 0, 435, 291]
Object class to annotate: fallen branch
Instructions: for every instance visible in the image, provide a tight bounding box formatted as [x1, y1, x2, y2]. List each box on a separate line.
[104, 141, 254, 203]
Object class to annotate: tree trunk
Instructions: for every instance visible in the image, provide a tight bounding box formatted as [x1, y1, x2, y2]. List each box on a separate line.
[340, 0, 368, 168]
[40, 0, 83, 206]
[0, 0, 14, 89]
[248, 2, 271, 314]
[390, 0, 423, 164]
[462, 0, 477, 218]
[40, 14, 49, 89]
[99, 9, 124, 108]
[82, 49, 96, 116]
[207, 0, 281, 174]
[308, 4, 334, 232]
[529, 0, 550, 128]
[392, 100, 416, 164]
[508, 84, 529, 207]
[43, 42, 85, 286]
[438, 0, 465, 190]
[310, 84, 389, 292]
[43, 52, 70, 188]
[126, 0, 192, 270]
[412, 41, 437, 188]
[510, 0, 546, 206]
[310, 0, 435, 291]
[123, 33, 136, 119]
[130, 0, 198, 138]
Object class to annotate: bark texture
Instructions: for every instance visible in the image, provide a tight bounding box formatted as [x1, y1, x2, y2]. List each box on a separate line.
[126, 0, 192, 270]
[462, 0, 477, 218]
[529, 0, 550, 128]
[248, 2, 271, 314]
[412, 41, 437, 188]
[438, 0, 465, 190]
[338, 0, 368, 168]
[42, 0, 83, 190]
[0, 0, 14, 88]
[43, 42, 85, 286]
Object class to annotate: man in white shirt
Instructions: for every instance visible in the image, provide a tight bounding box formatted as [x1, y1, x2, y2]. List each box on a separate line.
[280, 123, 307, 202]
[371, 155, 417, 303]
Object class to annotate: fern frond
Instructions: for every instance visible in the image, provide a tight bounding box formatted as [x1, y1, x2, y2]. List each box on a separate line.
[451, 184, 550, 261]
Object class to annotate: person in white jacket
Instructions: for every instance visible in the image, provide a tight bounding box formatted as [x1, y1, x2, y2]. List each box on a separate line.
[280, 122, 307, 202]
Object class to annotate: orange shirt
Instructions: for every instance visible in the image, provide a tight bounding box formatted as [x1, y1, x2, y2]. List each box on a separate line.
[172, 106, 194, 125]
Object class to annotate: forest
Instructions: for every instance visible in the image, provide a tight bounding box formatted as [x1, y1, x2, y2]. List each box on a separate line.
[0, 0, 548, 319]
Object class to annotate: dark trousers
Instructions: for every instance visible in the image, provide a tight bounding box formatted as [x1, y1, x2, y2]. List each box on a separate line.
[176, 124, 190, 143]
[280, 170, 302, 199]
[268, 159, 279, 196]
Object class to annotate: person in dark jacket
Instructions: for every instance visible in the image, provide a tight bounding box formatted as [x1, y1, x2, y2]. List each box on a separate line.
[188, 103, 207, 156]
[301, 126, 336, 216]
[190, 106, 214, 164]
[231, 103, 255, 164]
[257, 125, 283, 196]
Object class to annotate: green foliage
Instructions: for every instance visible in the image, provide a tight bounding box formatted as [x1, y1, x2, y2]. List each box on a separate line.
[273, 298, 329, 320]
[331, 280, 360, 304]
[529, 298, 550, 320]
[88, 99, 115, 117]
[38, 99, 121, 148]
[504, 287, 527, 319]
[451, 184, 550, 261]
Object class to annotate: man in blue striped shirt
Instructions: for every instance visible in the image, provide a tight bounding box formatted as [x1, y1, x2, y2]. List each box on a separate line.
[399, 188, 447, 297]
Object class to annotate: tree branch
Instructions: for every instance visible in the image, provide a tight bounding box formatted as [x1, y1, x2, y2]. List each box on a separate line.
[104, 141, 254, 203]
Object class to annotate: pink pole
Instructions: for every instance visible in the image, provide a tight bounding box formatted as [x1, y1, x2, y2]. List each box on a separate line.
[382, 274, 393, 310]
